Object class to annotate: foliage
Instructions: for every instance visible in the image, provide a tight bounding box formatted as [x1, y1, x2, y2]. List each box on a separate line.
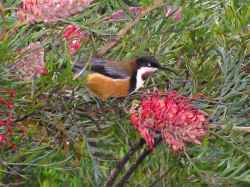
[0, 0, 250, 186]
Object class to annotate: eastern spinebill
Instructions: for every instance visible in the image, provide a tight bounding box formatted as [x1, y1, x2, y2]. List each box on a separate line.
[73, 56, 167, 101]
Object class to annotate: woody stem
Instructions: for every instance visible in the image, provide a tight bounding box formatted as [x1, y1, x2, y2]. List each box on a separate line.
[114, 137, 162, 187]
[103, 139, 145, 187]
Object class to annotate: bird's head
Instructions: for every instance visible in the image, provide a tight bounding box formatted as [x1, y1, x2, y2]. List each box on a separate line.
[135, 56, 161, 80]
[130, 56, 177, 93]
[128, 56, 161, 93]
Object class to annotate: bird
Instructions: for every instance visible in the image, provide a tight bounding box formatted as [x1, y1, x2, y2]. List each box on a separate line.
[73, 56, 165, 101]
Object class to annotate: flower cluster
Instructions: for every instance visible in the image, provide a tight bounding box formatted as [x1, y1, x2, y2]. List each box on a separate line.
[130, 91, 208, 152]
[104, 6, 182, 22]
[0, 89, 16, 149]
[9, 42, 48, 81]
[17, 0, 94, 24]
[63, 24, 89, 55]
[104, 7, 144, 21]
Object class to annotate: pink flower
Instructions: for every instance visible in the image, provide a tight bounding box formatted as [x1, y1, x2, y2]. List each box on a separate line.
[174, 8, 182, 21]
[35, 66, 48, 76]
[9, 42, 48, 80]
[104, 7, 144, 21]
[128, 7, 144, 15]
[165, 6, 182, 21]
[108, 10, 125, 21]
[0, 134, 5, 143]
[17, 0, 95, 24]
[63, 24, 89, 55]
[105, 6, 182, 22]
[130, 90, 208, 152]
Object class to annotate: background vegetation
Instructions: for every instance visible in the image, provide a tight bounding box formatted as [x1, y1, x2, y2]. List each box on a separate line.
[0, 0, 250, 186]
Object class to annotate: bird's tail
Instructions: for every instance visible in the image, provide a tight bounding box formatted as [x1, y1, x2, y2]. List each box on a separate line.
[73, 57, 106, 80]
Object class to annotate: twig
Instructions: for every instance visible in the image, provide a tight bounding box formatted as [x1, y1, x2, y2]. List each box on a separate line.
[208, 124, 250, 133]
[114, 137, 162, 187]
[114, 149, 151, 187]
[96, 1, 166, 57]
[103, 123, 250, 187]
[0, 182, 25, 187]
[103, 139, 145, 187]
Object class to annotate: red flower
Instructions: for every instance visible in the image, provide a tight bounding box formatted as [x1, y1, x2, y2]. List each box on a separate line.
[0, 97, 14, 109]
[0, 89, 16, 149]
[63, 24, 89, 55]
[0, 134, 5, 143]
[130, 91, 208, 152]
[64, 25, 79, 39]
[0, 89, 17, 98]
[8, 90, 16, 98]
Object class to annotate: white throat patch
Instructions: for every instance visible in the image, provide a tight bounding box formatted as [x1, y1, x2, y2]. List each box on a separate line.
[135, 67, 158, 91]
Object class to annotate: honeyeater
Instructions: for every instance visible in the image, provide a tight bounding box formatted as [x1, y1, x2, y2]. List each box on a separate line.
[73, 56, 165, 101]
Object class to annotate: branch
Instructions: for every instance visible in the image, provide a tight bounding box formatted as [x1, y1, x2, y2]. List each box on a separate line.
[0, 182, 25, 187]
[114, 137, 162, 187]
[96, 1, 166, 57]
[0, 3, 6, 40]
[114, 148, 151, 187]
[103, 123, 250, 187]
[208, 124, 250, 133]
[103, 139, 145, 187]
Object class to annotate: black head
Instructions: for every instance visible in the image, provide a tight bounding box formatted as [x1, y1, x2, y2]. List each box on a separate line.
[135, 56, 161, 69]
[129, 56, 160, 93]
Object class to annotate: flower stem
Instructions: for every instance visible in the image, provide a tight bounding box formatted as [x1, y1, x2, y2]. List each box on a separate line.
[114, 148, 151, 187]
[114, 137, 162, 187]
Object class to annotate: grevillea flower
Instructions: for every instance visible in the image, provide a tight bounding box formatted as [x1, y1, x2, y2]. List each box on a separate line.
[164, 6, 182, 21]
[0, 89, 16, 149]
[104, 7, 145, 21]
[130, 91, 208, 152]
[0, 134, 5, 143]
[9, 42, 48, 81]
[63, 24, 89, 55]
[17, 0, 95, 24]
